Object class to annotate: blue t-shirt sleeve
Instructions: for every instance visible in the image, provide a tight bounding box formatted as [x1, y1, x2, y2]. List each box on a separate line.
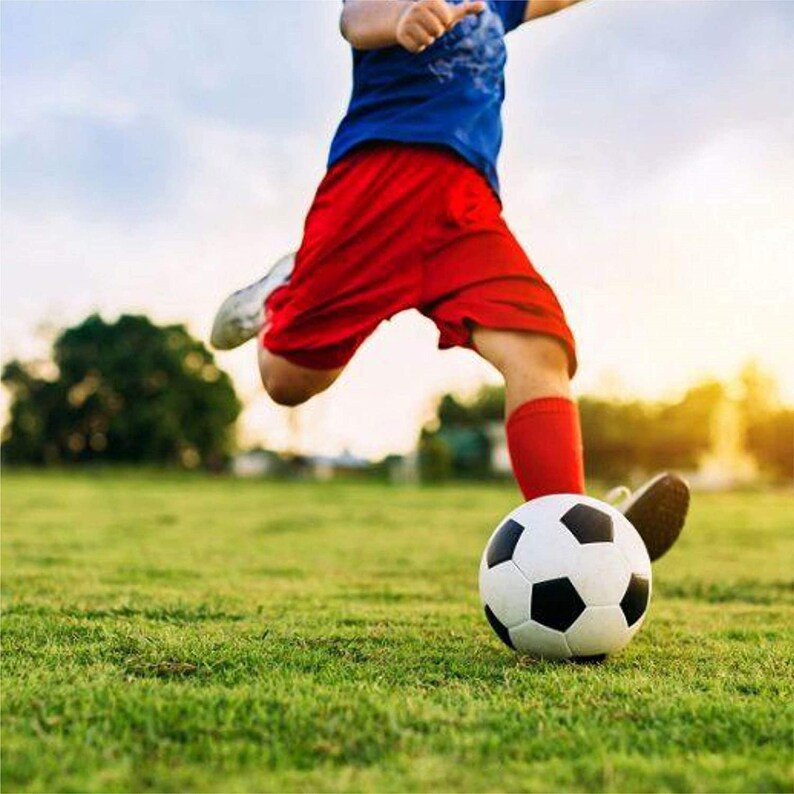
[492, 0, 528, 32]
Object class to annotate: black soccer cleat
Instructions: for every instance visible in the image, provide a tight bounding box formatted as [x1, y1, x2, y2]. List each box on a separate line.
[608, 472, 690, 562]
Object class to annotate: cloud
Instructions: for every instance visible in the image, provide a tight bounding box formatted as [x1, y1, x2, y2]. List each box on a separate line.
[504, 0, 794, 194]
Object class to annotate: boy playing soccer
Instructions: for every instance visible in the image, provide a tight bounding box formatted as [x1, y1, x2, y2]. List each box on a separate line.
[210, 0, 689, 561]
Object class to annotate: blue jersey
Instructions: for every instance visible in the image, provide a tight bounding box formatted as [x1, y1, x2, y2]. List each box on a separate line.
[328, 0, 528, 196]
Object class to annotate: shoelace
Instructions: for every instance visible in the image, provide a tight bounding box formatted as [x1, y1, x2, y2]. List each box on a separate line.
[603, 485, 631, 507]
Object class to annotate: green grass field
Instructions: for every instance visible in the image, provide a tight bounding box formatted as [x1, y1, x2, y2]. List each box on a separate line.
[2, 472, 792, 793]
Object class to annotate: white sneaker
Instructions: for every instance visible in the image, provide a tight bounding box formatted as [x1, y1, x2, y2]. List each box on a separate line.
[210, 253, 295, 350]
[605, 472, 690, 562]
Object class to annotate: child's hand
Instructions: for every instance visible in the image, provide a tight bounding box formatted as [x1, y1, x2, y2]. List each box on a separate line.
[396, 0, 486, 53]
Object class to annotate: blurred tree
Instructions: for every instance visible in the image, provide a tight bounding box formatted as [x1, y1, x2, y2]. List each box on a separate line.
[418, 431, 454, 482]
[745, 409, 794, 482]
[422, 369, 792, 484]
[739, 361, 780, 423]
[578, 397, 658, 481]
[735, 362, 792, 482]
[655, 381, 725, 468]
[437, 386, 504, 427]
[2, 314, 241, 468]
[582, 381, 726, 479]
[422, 385, 501, 479]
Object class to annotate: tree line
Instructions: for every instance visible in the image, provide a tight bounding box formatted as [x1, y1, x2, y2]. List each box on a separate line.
[420, 366, 793, 484]
[3, 315, 791, 483]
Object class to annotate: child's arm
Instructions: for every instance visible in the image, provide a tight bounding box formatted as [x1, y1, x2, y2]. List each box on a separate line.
[341, 0, 486, 53]
[524, 0, 586, 22]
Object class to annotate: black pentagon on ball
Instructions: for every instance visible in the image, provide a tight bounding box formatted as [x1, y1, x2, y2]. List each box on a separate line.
[484, 605, 515, 649]
[560, 503, 614, 544]
[531, 577, 586, 632]
[486, 518, 525, 568]
[620, 574, 650, 626]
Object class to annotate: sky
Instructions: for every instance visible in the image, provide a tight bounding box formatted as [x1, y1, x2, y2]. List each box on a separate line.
[2, 0, 793, 457]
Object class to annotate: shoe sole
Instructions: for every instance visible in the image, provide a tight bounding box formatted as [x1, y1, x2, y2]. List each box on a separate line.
[623, 473, 690, 562]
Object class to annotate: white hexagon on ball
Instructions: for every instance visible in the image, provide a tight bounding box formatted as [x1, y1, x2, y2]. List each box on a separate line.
[510, 619, 570, 660]
[478, 556, 531, 629]
[571, 544, 631, 607]
[479, 493, 652, 661]
[565, 605, 631, 656]
[511, 512, 581, 585]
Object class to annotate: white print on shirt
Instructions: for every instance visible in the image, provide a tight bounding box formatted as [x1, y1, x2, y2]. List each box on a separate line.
[427, 3, 506, 94]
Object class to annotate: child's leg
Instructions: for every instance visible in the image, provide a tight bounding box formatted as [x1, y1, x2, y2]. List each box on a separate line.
[472, 327, 584, 500]
[257, 346, 344, 407]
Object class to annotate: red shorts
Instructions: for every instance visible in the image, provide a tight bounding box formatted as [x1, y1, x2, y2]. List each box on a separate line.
[262, 143, 577, 375]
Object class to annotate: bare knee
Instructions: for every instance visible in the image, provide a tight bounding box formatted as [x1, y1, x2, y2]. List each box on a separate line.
[521, 337, 570, 380]
[473, 328, 571, 409]
[475, 328, 567, 375]
[262, 372, 313, 407]
[507, 342, 570, 396]
[257, 348, 342, 407]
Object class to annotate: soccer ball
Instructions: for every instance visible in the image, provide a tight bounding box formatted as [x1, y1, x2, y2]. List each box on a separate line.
[479, 494, 651, 660]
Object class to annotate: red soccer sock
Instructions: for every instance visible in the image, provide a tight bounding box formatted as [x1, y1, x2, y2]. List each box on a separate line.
[506, 397, 585, 500]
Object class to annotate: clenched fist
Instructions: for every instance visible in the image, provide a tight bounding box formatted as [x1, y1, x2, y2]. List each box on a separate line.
[396, 0, 486, 53]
